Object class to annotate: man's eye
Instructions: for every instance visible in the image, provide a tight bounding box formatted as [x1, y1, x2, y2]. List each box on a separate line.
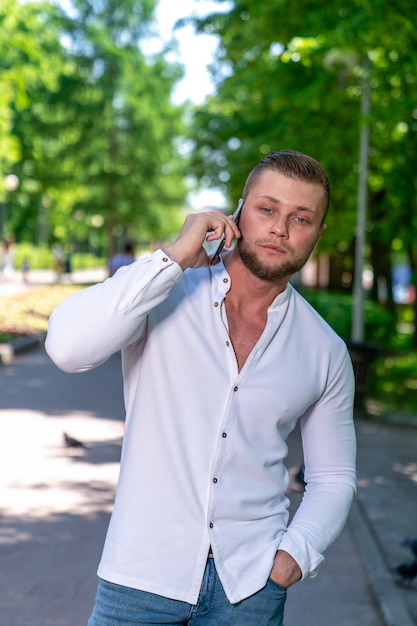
[295, 216, 308, 224]
[261, 207, 273, 214]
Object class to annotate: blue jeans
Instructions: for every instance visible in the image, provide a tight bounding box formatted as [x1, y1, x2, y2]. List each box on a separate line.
[88, 558, 287, 625]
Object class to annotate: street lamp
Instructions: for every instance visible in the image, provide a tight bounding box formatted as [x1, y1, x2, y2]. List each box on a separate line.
[348, 57, 379, 414]
[351, 58, 371, 343]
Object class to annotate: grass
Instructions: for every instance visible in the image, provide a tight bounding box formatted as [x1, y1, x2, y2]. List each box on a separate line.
[370, 350, 417, 417]
[0, 284, 83, 341]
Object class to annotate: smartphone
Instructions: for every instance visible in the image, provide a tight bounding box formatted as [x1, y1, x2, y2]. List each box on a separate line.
[210, 200, 244, 266]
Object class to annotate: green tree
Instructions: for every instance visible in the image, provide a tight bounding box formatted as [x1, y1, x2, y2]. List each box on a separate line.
[188, 0, 417, 340]
[1, 0, 188, 257]
[0, 0, 66, 239]
[56, 0, 187, 256]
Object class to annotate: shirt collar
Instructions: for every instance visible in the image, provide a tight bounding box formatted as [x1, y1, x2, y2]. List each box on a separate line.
[210, 260, 292, 310]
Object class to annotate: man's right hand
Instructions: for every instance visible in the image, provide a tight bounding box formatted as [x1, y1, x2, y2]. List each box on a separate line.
[163, 211, 241, 270]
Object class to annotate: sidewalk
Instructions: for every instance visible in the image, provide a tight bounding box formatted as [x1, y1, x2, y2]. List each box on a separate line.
[352, 419, 417, 625]
[0, 339, 417, 623]
[285, 418, 417, 626]
[0, 347, 125, 626]
[0, 267, 108, 297]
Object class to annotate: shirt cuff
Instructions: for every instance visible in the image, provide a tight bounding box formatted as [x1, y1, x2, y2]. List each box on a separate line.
[153, 248, 183, 279]
[278, 530, 324, 580]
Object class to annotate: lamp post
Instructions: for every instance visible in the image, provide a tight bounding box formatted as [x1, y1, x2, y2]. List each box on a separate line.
[351, 58, 371, 343]
[348, 57, 379, 414]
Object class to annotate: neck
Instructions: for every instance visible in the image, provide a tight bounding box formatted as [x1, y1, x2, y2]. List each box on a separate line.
[223, 250, 289, 311]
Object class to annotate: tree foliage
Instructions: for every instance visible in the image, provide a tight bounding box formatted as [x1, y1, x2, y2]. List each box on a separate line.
[188, 0, 417, 314]
[1, 0, 188, 255]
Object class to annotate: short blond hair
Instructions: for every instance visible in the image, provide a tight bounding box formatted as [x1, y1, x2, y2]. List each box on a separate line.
[243, 150, 330, 222]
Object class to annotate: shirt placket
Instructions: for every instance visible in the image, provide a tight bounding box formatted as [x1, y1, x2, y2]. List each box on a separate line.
[206, 271, 242, 554]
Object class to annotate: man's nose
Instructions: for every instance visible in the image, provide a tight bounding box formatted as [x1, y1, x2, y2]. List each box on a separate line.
[270, 215, 289, 237]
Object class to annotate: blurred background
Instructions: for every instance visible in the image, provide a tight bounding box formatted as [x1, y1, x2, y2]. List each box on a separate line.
[1, 0, 417, 417]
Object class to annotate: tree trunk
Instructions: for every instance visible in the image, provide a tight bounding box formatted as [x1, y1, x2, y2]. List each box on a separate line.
[369, 238, 395, 313]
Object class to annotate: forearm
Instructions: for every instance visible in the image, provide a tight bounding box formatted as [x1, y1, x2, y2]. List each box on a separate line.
[279, 359, 356, 579]
[280, 475, 356, 579]
[46, 250, 182, 372]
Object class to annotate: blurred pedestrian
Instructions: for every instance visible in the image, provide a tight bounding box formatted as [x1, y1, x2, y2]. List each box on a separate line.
[63, 253, 72, 282]
[21, 257, 30, 283]
[52, 243, 64, 283]
[1, 238, 15, 281]
[108, 242, 136, 277]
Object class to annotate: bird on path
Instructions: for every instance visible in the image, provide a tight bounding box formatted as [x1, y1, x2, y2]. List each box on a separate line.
[393, 560, 417, 588]
[392, 537, 417, 588]
[63, 432, 88, 449]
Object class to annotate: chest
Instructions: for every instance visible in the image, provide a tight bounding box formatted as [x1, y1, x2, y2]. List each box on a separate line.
[225, 302, 267, 371]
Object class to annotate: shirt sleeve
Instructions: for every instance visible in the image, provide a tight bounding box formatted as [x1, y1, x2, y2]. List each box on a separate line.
[45, 249, 183, 373]
[278, 347, 357, 579]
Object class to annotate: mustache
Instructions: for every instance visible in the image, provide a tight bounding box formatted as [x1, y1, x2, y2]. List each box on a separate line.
[253, 239, 292, 253]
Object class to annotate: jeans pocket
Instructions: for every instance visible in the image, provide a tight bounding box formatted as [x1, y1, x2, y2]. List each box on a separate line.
[267, 577, 288, 593]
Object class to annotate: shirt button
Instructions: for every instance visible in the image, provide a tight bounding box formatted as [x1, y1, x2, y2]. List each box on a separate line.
[162, 257, 169, 262]
[234, 386, 238, 392]
[213, 477, 218, 483]
[223, 278, 229, 283]
[209, 522, 214, 528]
[222, 432, 227, 438]
[214, 301, 219, 307]
[225, 341, 230, 347]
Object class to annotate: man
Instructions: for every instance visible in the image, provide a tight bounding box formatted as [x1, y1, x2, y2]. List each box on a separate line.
[46, 150, 356, 625]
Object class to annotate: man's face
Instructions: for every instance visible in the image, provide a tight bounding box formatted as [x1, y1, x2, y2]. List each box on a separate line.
[236, 169, 327, 282]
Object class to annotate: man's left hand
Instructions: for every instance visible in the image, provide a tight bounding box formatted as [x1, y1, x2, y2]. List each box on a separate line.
[269, 550, 302, 588]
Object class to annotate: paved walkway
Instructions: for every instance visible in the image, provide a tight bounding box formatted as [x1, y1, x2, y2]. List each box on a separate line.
[1, 274, 417, 625]
[0, 268, 108, 297]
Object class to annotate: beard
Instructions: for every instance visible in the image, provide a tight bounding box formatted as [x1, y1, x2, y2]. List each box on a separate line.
[236, 237, 314, 282]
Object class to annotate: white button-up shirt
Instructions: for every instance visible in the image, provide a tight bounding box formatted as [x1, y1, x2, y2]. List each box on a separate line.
[46, 249, 356, 604]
